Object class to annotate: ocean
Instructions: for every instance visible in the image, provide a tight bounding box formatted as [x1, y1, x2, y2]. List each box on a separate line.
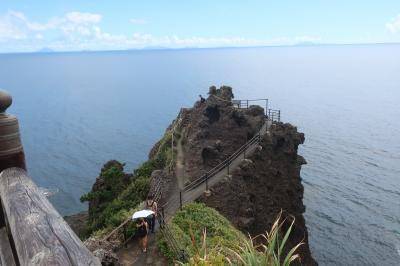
[0, 45, 399, 265]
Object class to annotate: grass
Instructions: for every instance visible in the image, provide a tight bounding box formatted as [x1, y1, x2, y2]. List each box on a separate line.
[158, 203, 247, 263]
[161, 203, 303, 266]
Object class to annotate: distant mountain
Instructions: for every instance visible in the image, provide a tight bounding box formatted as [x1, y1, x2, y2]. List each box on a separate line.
[37, 47, 55, 53]
[293, 41, 320, 46]
[140, 46, 170, 50]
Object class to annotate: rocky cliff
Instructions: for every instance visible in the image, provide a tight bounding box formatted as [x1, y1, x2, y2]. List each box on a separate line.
[76, 85, 316, 265]
[199, 122, 317, 265]
[177, 86, 265, 184]
[175, 86, 316, 265]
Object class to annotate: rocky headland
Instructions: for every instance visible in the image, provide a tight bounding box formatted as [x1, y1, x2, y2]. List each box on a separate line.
[73, 86, 316, 265]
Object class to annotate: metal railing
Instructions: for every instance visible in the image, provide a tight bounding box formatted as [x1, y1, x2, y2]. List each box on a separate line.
[157, 208, 188, 262]
[104, 97, 279, 263]
[232, 98, 269, 115]
[268, 109, 281, 122]
[183, 131, 261, 192]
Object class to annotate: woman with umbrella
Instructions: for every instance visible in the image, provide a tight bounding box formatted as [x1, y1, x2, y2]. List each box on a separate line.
[136, 218, 148, 252]
[133, 210, 154, 253]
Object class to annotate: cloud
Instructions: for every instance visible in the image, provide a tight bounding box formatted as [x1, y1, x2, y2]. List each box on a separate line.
[65, 12, 102, 24]
[0, 10, 321, 52]
[130, 18, 146, 25]
[0, 10, 103, 42]
[386, 14, 400, 33]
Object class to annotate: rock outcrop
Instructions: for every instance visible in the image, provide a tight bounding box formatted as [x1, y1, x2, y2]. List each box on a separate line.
[199, 122, 317, 265]
[86, 160, 132, 217]
[84, 236, 121, 266]
[179, 86, 265, 183]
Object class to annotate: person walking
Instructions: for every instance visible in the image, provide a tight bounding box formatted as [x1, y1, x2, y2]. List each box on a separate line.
[145, 195, 158, 233]
[199, 94, 206, 103]
[136, 218, 149, 252]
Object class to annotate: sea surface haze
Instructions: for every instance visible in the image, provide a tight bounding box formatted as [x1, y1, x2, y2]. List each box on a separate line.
[0, 44, 399, 265]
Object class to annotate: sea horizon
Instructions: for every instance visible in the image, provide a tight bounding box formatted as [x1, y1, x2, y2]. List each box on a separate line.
[1, 44, 399, 265]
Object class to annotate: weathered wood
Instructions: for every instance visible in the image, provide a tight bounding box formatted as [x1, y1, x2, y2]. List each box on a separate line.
[0, 227, 16, 266]
[0, 168, 101, 266]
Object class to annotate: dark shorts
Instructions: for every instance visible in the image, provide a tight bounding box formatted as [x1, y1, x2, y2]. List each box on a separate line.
[136, 229, 147, 238]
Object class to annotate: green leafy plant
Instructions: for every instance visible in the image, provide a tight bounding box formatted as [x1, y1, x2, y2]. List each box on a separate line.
[179, 227, 226, 266]
[162, 204, 303, 266]
[228, 212, 303, 266]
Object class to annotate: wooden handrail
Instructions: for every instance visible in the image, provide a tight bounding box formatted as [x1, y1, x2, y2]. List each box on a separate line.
[0, 167, 101, 266]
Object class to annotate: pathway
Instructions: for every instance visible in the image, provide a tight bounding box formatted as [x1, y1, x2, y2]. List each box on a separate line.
[116, 118, 272, 265]
[116, 229, 167, 266]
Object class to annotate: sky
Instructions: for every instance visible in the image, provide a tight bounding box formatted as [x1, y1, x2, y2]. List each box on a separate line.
[0, 1, 400, 53]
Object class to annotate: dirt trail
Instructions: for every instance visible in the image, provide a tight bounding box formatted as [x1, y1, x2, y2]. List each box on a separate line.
[175, 133, 187, 189]
[116, 135, 187, 266]
[116, 228, 167, 266]
[115, 120, 270, 265]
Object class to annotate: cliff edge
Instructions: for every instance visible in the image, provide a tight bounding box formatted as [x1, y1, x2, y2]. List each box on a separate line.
[199, 122, 317, 265]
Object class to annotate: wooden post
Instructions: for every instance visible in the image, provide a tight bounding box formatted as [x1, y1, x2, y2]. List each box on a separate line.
[0, 90, 26, 173]
[123, 223, 127, 248]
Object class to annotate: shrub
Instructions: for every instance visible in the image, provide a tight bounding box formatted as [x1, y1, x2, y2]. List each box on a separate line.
[161, 204, 303, 266]
[81, 131, 174, 237]
[158, 203, 246, 263]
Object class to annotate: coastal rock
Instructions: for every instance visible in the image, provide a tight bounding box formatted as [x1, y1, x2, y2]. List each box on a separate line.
[86, 160, 132, 217]
[199, 123, 317, 265]
[180, 86, 265, 180]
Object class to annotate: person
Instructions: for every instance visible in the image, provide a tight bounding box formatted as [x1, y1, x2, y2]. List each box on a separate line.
[136, 218, 148, 252]
[145, 195, 158, 233]
[199, 94, 205, 103]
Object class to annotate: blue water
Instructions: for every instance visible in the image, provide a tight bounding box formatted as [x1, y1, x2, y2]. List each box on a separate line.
[0, 45, 399, 265]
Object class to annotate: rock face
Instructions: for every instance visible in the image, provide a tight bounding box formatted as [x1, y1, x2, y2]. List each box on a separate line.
[179, 86, 265, 182]
[84, 237, 121, 266]
[199, 122, 317, 265]
[86, 160, 132, 218]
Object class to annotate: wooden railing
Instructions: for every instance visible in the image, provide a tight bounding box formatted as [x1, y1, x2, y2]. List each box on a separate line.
[0, 90, 100, 266]
[0, 168, 101, 266]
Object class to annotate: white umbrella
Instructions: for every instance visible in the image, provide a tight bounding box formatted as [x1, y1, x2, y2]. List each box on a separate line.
[132, 210, 154, 220]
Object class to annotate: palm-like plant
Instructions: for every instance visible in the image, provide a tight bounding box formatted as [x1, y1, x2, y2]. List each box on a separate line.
[229, 212, 303, 266]
[178, 226, 225, 266]
[179, 212, 303, 266]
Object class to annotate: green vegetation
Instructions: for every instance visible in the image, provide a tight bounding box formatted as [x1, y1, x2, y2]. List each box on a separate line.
[160, 203, 302, 266]
[228, 212, 302, 266]
[158, 203, 247, 263]
[80, 131, 174, 237]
